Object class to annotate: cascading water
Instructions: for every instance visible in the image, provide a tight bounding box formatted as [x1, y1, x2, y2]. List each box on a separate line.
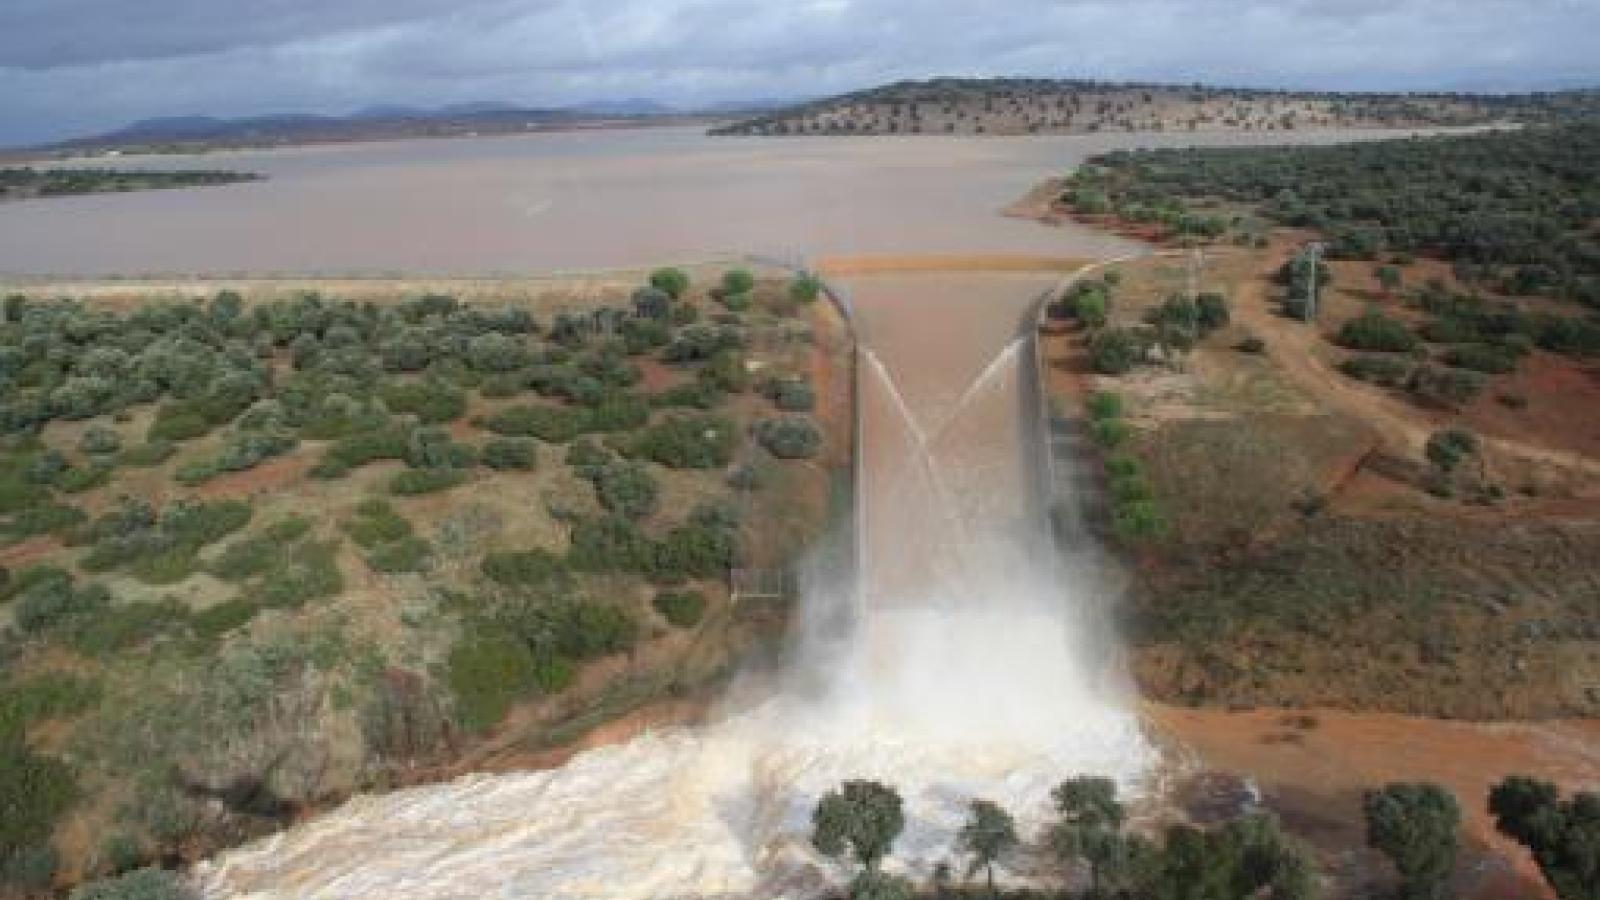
[195, 276, 1152, 900]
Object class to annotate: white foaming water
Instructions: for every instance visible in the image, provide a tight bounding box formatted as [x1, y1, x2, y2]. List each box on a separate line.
[195, 332, 1152, 900]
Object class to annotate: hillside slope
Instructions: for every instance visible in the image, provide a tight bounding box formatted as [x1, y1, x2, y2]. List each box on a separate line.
[712, 78, 1600, 136]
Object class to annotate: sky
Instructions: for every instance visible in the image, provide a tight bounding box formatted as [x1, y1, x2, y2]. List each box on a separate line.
[2, 0, 1597, 146]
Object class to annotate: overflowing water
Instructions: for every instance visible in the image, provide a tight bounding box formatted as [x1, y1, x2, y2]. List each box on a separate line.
[196, 273, 1152, 899]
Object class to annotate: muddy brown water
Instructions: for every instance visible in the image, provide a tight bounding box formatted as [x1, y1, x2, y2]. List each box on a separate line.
[0, 125, 1454, 277]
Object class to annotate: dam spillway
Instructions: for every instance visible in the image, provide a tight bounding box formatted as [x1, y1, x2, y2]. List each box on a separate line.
[194, 269, 1152, 899]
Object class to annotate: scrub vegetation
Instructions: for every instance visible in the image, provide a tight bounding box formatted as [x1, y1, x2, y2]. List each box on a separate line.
[0, 167, 261, 201]
[0, 266, 846, 891]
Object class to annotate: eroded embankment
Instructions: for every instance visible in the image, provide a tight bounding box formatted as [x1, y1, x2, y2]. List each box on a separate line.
[1031, 252, 1600, 899]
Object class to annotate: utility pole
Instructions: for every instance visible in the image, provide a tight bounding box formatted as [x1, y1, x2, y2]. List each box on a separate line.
[1186, 247, 1204, 301]
[1302, 241, 1325, 323]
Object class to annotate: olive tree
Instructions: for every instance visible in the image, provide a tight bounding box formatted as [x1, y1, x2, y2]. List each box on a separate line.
[812, 780, 905, 875]
[1364, 783, 1460, 899]
[957, 798, 1018, 894]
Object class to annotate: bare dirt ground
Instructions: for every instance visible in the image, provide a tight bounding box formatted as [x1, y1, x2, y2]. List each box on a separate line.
[1149, 705, 1600, 900]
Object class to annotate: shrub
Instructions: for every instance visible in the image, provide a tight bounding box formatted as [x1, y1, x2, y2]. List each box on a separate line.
[1338, 310, 1418, 352]
[766, 378, 816, 412]
[662, 325, 740, 363]
[790, 274, 822, 303]
[648, 268, 690, 300]
[209, 517, 309, 582]
[0, 673, 101, 741]
[720, 269, 756, 297]
[0, 737, 76, 864]
[146, 404, 211, 443]
[480, 438, 537, 470]
[653, 591, 706, 629]
[1410, 366, 1485, 408]
[255, 541, 342, 609]
[0, 503, 87, 541]
[586, 393, 651, 432]
[650, 382, 723, 410]
[389, 468, 466, 495]
[403, 427, 476, 470]
[481, 405, 590, 443]
[1340, 354, 1413, 387]
[631, 287, 673, 321]
[78, 425, 123, 456]
[1196, 292, 1230, 332]
[379, 379, 466, 424]
[14, 576, 110, 634]
[447, 631, 540, 733]
[116, 441, 174, 468]
[1236, 335, 1266, 353]
[595, 461, 659, 520]
[187, 599, 259, 641]
[481, 549, 574, 593]
[365, 536, 433, 574]
[1444, 343, 1518, 375]
[1089, 327, 1150, 374]
[1113, 499, 1168, 541]
[1425, 428, 1478, 472]
[312, 428, 408, 477]
[1092, 419, 1130, 448]
[53, 464, 110, 494]
[1085, 391, 1123, 421]
[68, 867, 193, 900]
[629, 415, 737, 469]
[341, 499, 412, 549]
[754, 417, 822, 459]
[567, 516, 652, 573]
[698, 350, 749, 393]
[648, 515, 736, 585]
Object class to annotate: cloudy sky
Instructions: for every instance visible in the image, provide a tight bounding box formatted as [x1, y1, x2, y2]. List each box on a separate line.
[2, 0, 1597, 146]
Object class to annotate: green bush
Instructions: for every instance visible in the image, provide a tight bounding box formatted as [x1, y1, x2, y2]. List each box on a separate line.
[1113, 498, 1168, 541]
[388, 468, 467, 496]
[379, 379, 466, 424]
[1445, 343, 1518, 375]
[721, 269, 756, 296]
[595, 461, 659, 519]
[187, 598, 258, 642]
[586, 393, 651, 432]
[146, 404, 211, 443]
[1089, 327, 1151, 374]
[365, 536, 433, 574]
[312, 427, 408, 477]
[650, 382, 723, 410]
[1410, 365, 1485, 408]
[653, 591, 706, 629]
[0, 673, 101, 741]
[1092, 419, 1130, 448]
[649, 268, 690, 300]
[648, 516, 736, 585]
[255, 541, 342, 609]
[789, 274, 822, 303]
[447, 630, 542, 733]
[345, 503, 418, 551]
[1085, 391, 1123, 421]
[629, 415, 737, 469]
[55, 463, 111, 494]
[480, 438, 538, 470]
[14, 577, 110, 634]
[481, 405, 590, 443]
[1340, 354, 1412, 387]
[209, 517, 309, 581]
[117, 441, 175, 468]
[1425, 428, 1479, 472]
[78, 425, 123, 456]
[1337, 310, 1418, 352]
[754, 417, 822, 459]
[69, 867, 193, 900]
[0, 737, 77, 863]
[481, 549, 574, 592]
[567, 515, 654, 573]
[768, 378, 816, 412]
[1, 503, 87, 542]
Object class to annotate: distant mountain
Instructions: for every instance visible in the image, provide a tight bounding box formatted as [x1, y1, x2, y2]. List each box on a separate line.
[35, 100, 711, 155]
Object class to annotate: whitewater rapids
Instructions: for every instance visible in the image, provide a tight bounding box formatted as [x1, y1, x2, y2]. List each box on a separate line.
[195, 279, 1153, 899]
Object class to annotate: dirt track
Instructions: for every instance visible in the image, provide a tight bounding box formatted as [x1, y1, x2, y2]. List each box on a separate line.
[1232, 248, 1600, 486]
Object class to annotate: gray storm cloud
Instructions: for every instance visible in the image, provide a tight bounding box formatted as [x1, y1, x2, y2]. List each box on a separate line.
[1, 0, 1596, 145]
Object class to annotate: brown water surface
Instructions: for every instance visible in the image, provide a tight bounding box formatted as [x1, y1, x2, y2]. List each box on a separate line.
[0, 126, 1447, 276]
